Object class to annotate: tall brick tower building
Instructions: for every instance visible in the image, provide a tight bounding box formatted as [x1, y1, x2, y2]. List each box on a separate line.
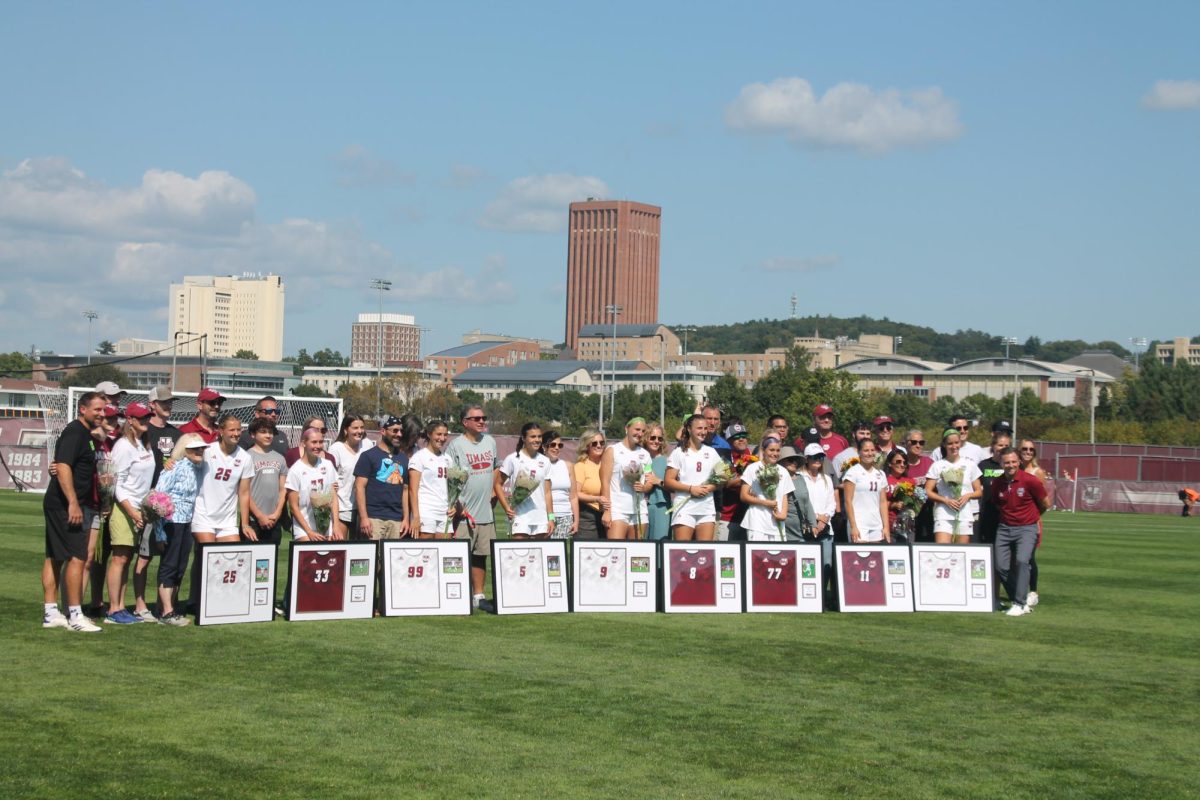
[564, 199, 661, 352]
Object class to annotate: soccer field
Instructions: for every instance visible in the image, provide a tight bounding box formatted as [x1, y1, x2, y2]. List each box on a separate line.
[1, 490, 1197, 799]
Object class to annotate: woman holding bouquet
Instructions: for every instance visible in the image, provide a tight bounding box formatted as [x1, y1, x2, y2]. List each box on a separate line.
[287, 427, 341, 541]
[600, 417, 658, 540]
[644, 425, 671, 541]
[842, 439, 890, 544]
[104, 403, 157, 624]
[665, 414, 721, 541]
[925, 429, 983, 544]
[152, 434, 208, 626]
[540, 430, 580, 539]
[574, 429, 607, 539]
[739, 436, 792, 542]
[328, 415, 367, 539]
[495, 422, 555, 538]
[409, 420, 454, 539]
[884, 450, 916, 542]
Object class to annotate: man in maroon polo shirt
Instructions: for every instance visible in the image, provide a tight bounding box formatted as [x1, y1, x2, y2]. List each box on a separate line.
[178, 388, 224, 444]
[798, 404, 850, 461]
[991, 447, 1050, 617]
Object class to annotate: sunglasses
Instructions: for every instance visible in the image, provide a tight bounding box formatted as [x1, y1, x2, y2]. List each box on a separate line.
[646, 436, 664, 442]
[259, 407, 280, 415]
[464, 415, 488, 422]
[1020, 447, 1036, 452]
[908, 439, 925, 445]
[545, 442, 563, 449]
[590, 441, 605, 447]
[877, 423, 893, 430]
[953, 425, 969, 432]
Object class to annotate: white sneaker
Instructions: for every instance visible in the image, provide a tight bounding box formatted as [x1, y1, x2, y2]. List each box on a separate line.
[68, 616, 103, 633]
[1026, 591, 1039, 608]
[42, 609, 69, 629]
[1005, 604, 1029, 617]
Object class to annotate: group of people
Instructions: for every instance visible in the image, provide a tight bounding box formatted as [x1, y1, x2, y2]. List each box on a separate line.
[40, 388, 1050, 631]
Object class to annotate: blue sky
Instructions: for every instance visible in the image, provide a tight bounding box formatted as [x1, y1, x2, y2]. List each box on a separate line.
[1, 1, 1197, 361]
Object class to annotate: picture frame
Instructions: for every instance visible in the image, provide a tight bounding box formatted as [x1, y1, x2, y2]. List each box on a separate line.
[380, 539, 472, 617]
[743, 542, 825, 613]
[910, 543, 996, 612]
[661, 541, 744, 614]
[834, 544, 914, 613]
[571, 540, 659, 613]
[195, 541, 276, 626]
[286, 540, 378, 622]
[491, 540, 569, 615]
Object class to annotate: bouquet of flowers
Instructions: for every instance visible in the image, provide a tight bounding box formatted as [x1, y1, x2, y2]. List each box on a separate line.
[621, 461, 652, 528]
[889, 480, 923, 512]
[756, 462, 785, 540]
[445, 465, 469, 535]
[141, 490, 175, 524]
[509, 470, 540, 509]
[707, 460, 733, 487]
[940, 466, 965, 536]
[309, 487, 335, 535]
[97, 457, 117, 515]
[838, 456, 860, 480]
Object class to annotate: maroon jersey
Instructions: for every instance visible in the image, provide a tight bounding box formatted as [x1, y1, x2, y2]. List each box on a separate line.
[296, 551, 346, 613]
[750, 549, 798, 606]
[841, 550, 886, 606]
[670, 549, 716, 606]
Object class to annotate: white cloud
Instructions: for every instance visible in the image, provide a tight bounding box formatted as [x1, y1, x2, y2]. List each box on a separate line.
[333, 144, 414, 188]
[479, 173, 610, 232]
[725, 77, 963, 153]
[1142, 80, 1200, 110]
[760, 254, 841, 273]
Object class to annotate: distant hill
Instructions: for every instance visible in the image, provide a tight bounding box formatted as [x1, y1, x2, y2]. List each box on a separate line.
[669, 315, 1132, 364]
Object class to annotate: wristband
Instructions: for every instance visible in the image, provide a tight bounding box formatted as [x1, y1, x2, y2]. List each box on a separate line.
[547, 513, 556, 521]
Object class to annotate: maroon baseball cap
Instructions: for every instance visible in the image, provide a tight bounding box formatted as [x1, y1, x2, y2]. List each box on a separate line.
[873, 415, 894, 427]
[124, 402, 153, 419]
[813, 404, 834, 417]
[102, 404, 122, 418]
[197, 388, 226, 403]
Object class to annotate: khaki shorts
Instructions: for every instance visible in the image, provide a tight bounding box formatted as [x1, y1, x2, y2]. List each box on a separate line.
[108, 506, 139, 548]
[367, 518, 406, 540]
[455, 520, 495, 558]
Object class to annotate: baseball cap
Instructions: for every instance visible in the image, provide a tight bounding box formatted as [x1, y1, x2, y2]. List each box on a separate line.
[991, 420, 1014, 433]
[102, 404, 122, 418]
[813, 404, 834, 417]
[778, 445, 803, 463]
[181, 433, 209, 450]
[124, 402, 153, 419]
[724, 423, 748, 440]
[800, 427, 820, 445]
[96, 381, 125, 397]
[147, 385, 175, 403]
[873, 415, 894, 427]
[197, 388, 226, 403]
[803, 443, 826, 458]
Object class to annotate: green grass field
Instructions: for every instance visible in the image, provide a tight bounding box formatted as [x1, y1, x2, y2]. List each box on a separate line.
[1, 490, 1197, 799]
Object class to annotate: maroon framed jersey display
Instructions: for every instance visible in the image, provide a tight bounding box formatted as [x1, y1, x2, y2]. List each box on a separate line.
[661, 542, 743, 613]
[195, 542, 276, 626]
[745, 543, 823, 613]
[286, 541, 377, 621]
[834, 544, 913, 613]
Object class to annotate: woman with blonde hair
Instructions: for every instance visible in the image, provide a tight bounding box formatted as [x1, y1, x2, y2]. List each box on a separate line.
[151, 433, 209, 625]
[1019, 439, 1050, 606]
[644, 423, 672, 541]
[573, 429, 607, 539]
[925, 428, 983, 544]
[104, 403, 156, 624]
[600, 417, 658, 540]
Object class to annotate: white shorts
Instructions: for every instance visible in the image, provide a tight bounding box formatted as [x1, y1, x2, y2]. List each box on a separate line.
[191, 513, 239, 539]
[933, 516, 974, 535]
[418, 518, 448, 534]
[671, 509, 716, 528]
[511, 520, 549, 535]
[746, 529, 786, 542]
[855, 529, 885, 543]
[610, 508, 648, 526]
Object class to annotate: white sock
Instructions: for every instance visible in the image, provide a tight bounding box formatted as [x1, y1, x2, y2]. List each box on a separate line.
[44, 603, 58, 616]
[473, 593, 485, 600]
[68, 605, 83, 619]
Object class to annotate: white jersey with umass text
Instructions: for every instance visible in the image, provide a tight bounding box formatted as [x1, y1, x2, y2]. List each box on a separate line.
[667, 444, 720, 519]
[608, 442, 652, 517]
[195, 444, 254, 528]
[578, 547, 627, 606]
[500, 451, 551, 528]
[409, 448, 452, 520]
[389, 548, 440, 609]
[842, 463, 886, 539]
[918, 550, 968, 606]
[740, 461, 795, 537]
[499, 548, 545, 607]
[285, 458, 339, 537]
[204, 551, 252, 617]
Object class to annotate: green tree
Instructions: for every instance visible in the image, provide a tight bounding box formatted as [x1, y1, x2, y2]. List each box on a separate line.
[292, 383, 330, 398]
[233, 349, 259, 360]
[0, 351, 33, 377]
[61, 363, 130, 389]
[96, 340, 116, 355]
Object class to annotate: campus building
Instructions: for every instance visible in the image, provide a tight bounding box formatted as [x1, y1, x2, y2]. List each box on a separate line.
[350, 313, 422, 368]
[1154, 337, 1200, 367]
[168, 274, 285, 361]
[424, 341, 542, 383]
[575, 324, 680, 368]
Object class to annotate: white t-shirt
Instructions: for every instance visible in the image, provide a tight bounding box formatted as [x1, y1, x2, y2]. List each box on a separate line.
[195, 444, 254, 528]
[110, 437, 155, 506]
[409, 447, 452, 521]
[608, 441, 652, 516]
[931, 441, 987, 464]
[740, 461, 795, 537]
[546, 458, 574, 515]
[801, 470, 837, 519]
[666, 444, 720, 518]
[842, 463, 886, 540]
[285, 458, 340, 538]
[925, 458, 983, 523]
[327, 440, 365, 522]
[500, 450, 551, 528]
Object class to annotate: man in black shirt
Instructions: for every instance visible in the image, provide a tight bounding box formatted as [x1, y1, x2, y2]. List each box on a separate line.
[237, 396, 290, 455]
[42, 391, 107, 632]
[975, 428, 1013, 544]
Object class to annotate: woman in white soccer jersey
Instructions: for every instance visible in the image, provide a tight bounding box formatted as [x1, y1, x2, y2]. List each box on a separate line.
[924, 429, 983, 544]
[408, 419, 454, 539]
[327, 414, 367, 539]
[286, 427, 341, 541]
[600, 417, 659, 540]
[665, 414, 720, 541]
[540, 430, 579, 539]
[739, 436, 793, 542]
[191, 414, 254, 545]
[494, 422, 555, 538]
[104, 402, 157, 624]
[842, 439, 891, 544]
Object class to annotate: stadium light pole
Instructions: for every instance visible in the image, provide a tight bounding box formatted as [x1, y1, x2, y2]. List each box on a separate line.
[83, 310, 98, 365]
[605, 304, 623, 425]
[371, 278, 392, 419]
[1130, 337, 1148, 370]
[679, 325, 697, 375]
[1003, 337, 1020, 439]
[654, 331, 666, 425]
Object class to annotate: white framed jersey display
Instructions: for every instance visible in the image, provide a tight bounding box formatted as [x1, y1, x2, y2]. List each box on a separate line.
[571, 541, 658, 613]
[196, 542, 276, 626]
[743, 543, 824, 613]
[834, 544, 914, 613]
[491, 540, 569, 615]
[661, 541, 744, 613]
[286, 541, 378, 622]
[910, 543, 996, 612]
[380, 540, 471, 617]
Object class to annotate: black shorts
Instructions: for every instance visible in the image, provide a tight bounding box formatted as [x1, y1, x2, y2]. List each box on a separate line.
[44, 501, 92, 562]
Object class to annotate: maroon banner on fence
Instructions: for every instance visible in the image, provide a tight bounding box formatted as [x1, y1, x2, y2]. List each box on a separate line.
[1053, 478, 1188, 515]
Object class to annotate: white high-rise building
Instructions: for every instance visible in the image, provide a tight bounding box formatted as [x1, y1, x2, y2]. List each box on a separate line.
[168, 274, 285, 361]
